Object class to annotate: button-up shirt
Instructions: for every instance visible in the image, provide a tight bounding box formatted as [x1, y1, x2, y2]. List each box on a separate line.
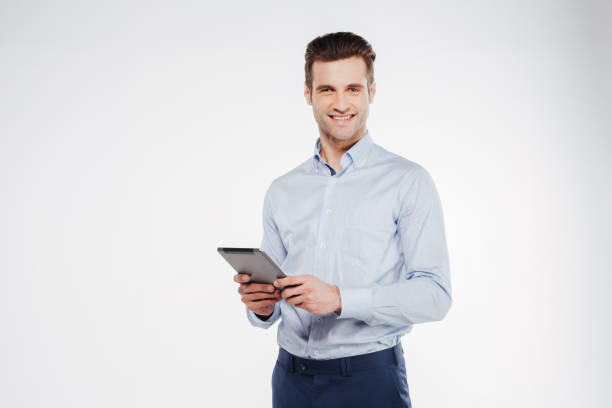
[246, 129, 452, 360]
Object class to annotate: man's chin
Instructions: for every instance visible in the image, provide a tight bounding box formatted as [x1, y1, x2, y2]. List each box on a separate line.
[321, 127, 357, 143]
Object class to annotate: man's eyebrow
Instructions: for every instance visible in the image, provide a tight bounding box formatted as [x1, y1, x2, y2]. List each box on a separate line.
[315, 83, 364, 91]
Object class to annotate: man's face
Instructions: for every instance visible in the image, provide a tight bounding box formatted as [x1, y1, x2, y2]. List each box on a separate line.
[305, 56, 376, 144]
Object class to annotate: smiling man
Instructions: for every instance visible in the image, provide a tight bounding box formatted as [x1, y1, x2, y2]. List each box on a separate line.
[233, 32, 452, 408]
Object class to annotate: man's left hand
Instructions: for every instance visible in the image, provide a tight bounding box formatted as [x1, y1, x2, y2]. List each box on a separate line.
[274, 275, 341, 316]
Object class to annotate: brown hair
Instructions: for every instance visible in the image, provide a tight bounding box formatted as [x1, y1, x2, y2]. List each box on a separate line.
[304, 32, 376, 96]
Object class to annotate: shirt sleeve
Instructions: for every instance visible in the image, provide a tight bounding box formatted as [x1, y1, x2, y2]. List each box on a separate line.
[246, 184, 286, 329]
[335, 166, 452, 326]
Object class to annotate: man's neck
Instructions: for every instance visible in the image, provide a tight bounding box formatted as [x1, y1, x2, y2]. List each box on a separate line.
[319, 127, 366, 171]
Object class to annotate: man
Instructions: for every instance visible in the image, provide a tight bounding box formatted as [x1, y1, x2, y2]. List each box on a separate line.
[233, 32, 452, 408]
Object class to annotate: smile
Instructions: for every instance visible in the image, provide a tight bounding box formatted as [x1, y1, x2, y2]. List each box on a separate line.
[329, 114, 356, 123]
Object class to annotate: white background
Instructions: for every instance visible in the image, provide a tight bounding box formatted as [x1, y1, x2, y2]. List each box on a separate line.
[1, 1, 611, 407]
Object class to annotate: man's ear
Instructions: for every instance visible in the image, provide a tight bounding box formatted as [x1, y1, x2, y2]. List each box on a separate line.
[369, 80, 376, 103]
[304, 82, 312, 105]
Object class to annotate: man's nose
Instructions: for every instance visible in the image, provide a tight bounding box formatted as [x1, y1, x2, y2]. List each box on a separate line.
[333, 92, 349, 112]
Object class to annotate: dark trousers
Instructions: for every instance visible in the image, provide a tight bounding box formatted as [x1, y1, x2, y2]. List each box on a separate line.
[272, 343, 412, 407]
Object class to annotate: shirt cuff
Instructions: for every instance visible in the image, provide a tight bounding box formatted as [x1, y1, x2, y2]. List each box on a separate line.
[335, 286, 373, 322]
[246, 302, 281, 329]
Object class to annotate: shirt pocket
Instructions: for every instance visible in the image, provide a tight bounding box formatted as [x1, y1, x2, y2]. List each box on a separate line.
[341, 226, 387, 262]
[341, 206, 391, 262]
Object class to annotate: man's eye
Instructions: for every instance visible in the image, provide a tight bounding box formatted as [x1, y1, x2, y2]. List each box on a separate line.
[350, 88, 360, 92]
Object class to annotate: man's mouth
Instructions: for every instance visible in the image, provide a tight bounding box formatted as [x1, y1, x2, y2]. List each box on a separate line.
[329, 114, 356, 123]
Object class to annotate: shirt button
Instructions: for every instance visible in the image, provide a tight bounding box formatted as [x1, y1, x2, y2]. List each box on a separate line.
[317, 317, 322, 322]
[300, 363, 307, 371]
[320, 242, 326, 249]
[314, 351, 320, 356]
[325, 208, 332, 215]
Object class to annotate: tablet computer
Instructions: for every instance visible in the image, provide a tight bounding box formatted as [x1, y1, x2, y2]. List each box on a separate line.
[217, 247, 287, 285]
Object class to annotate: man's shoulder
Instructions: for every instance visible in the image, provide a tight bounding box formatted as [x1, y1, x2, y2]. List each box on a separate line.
[371, 143, 428, 179]
[266, 157, 313, 191]
[373, 145, 443, 205]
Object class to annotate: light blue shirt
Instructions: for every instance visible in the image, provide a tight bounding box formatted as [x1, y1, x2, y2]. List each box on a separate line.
[246, 129, 452, 360]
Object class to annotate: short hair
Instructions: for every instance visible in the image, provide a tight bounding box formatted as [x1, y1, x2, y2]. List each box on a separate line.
[304, 32, 376, 94]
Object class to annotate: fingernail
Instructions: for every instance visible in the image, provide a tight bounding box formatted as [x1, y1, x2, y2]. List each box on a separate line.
[273, 281, 279, 287]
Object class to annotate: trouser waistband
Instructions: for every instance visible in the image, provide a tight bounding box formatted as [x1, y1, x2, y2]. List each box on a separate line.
[277, 343, 404, 377]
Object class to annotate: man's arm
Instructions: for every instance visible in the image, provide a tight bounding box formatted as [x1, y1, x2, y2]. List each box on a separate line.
[335, 166, 452, 327]
[246, 184, 287, 329]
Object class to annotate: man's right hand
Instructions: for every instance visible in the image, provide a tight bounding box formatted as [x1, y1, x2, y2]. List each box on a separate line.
[234, 273, 282, 318]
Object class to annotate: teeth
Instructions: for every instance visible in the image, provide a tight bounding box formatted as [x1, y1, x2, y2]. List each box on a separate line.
[332, 115, 353, 120]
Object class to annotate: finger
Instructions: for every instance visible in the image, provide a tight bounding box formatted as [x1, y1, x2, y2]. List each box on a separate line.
[239, 286, 276, 296]
[234, 273, 251, 283]
[244, 283, 276, 294]
[246, 299, 278, 310]
[242, 291, 281, 303]
[281, 284, 308, 300]
[237, 284, 250, 294]
[285, 293, 307, 306]
[274, 275, 307, 289]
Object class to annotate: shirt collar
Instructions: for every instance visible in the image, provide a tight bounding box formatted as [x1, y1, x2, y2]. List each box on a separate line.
[313, 129, 374, 170]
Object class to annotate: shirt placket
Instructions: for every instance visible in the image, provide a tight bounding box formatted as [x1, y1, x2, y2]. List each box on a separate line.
[306, 156, 350, 358]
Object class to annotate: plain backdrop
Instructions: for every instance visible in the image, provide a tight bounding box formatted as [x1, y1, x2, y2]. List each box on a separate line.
[1, 1, 611, 407]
